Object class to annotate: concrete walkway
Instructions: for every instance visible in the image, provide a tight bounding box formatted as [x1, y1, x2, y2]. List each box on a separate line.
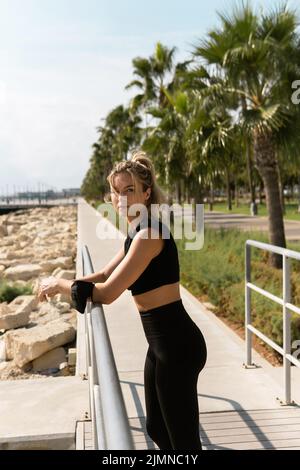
[77, 199, 300, 450]
[0, 376, 88, 449]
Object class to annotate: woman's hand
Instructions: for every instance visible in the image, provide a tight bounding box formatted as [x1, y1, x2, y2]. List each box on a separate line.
[37, 276, 61, 302]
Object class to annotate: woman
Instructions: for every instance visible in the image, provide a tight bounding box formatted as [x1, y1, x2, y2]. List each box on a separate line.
[38, 151, 207, 450]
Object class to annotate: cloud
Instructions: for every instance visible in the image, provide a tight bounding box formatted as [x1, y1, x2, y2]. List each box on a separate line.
[0, 50, 139, 190]
[0, 0, 202, 191]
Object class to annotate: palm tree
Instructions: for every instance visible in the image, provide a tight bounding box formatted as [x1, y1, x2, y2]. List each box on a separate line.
[125, 42, 177, 139]
[142, 102, 186, 205]
[187, 89, 243, 213]
[100, 105, 142, 160]
[193, 2, 300, 267]
[125, 57, 156, 118]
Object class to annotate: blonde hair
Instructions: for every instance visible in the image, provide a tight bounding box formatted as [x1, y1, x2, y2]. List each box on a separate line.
[106, 150, 167, 214]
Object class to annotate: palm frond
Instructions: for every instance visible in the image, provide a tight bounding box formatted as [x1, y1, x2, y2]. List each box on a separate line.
[125, 80, 143, 91]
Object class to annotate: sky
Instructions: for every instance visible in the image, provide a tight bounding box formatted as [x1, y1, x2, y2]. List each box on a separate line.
[0, 0, 299, 194]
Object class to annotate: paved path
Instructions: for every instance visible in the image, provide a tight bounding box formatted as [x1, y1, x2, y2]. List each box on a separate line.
[204, 210, 300, 241]
[0, 376, 88, 450]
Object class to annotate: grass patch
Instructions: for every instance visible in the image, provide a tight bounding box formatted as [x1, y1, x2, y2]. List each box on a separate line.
[0, 281, 33, 303]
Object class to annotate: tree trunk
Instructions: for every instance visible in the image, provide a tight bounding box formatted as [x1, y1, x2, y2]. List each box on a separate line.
[176, 180, 182, 204]
[298, 175, 300, 213]
[281, 181, 286, 215]
[181, 179, 185, 205]
[235, 174, 239, 208]
[186, 183, 191, 204]
[193, 179, 204, 222]
[241, 94, 257, 211]
[209, 179, 214, 211]
[226, 168, 232, 210]
[245, 139, 257, 211]
[168, 194, 174, 225]
[253, 131, 286, 269]
[259, 180, 264, 205]
[276, 152, 285, 215]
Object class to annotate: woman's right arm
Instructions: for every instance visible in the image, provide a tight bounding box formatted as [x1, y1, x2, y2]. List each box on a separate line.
[76, 246, 125, 283]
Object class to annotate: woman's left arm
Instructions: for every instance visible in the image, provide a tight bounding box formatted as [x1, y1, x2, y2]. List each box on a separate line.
[37, 228, 162, 305]
[92, 229, 162, 304]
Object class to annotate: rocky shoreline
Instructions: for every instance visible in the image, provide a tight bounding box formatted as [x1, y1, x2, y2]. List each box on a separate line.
[0, 205, 78, 380]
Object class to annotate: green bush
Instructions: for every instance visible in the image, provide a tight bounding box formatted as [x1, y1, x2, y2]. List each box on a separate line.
[0, 281, 33, 303]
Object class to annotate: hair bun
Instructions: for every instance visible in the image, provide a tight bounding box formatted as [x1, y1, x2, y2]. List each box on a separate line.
[131, 151, 153, 172]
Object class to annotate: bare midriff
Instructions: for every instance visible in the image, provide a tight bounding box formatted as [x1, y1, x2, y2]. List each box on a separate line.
[133, 281, 181, 313]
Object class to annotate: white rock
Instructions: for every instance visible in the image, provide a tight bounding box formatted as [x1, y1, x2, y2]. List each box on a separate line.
[0, 309, 30, 330]
[32, 347, 67, 372]
[55, 302, 71, 313]
[58, 362, 71, 376]
[51, 267, 62, 277]
[0, 238, 14, 247]
[68, 348, 76, 366]
[19, 241, 31, 249]
[17, 279, 30, 286]
[18, 233, 30, 242]
[34, 302, 60, 323]
[0, 360, 32, 380]
[55, 292, 72, 304]
[0, 224, 8, 237]
[0, 338, 6, 362]
[39, 257, 73, 272]
[4, 329, 27, 360]
[0, 295, 38, 330]
[4, 264, 42, 281]
[55, 269, 76, 280]
[0, 303, 11, 315]
[7, 218, 25, 226]
[6, 225, 18, 236]
[9, 295, 38, 313]
[0, 259, 29, 268]
[7, 248, 35, 259]
[5, 320, 76, 367]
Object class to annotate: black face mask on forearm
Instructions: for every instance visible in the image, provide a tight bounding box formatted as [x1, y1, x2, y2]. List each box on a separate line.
[71, 280, 95, 314]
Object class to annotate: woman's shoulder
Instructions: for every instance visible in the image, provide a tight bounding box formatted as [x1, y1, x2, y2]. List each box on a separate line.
[138, 216, 171, 239]
[126, 215, 172, 242]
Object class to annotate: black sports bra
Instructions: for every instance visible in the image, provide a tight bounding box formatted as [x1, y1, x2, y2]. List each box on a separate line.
[124, 216, 180, 296]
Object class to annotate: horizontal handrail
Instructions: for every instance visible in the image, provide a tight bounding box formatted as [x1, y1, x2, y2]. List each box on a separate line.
[246, 239, 300, 261]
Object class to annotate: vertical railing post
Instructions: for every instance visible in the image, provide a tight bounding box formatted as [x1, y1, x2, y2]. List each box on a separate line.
[283, 254, 292, 405]
[245, 243, 252, 367]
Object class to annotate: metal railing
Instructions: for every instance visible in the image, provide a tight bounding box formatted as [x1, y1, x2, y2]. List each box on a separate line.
[81, 244, 135, 450]
[245, 239, 300, 405]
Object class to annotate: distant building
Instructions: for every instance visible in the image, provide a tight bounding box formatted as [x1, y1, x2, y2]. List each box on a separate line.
[62, 188, 81, 197]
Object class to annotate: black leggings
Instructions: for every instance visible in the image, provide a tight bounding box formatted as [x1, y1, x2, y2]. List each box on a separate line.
[140, 299, 207, 451]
